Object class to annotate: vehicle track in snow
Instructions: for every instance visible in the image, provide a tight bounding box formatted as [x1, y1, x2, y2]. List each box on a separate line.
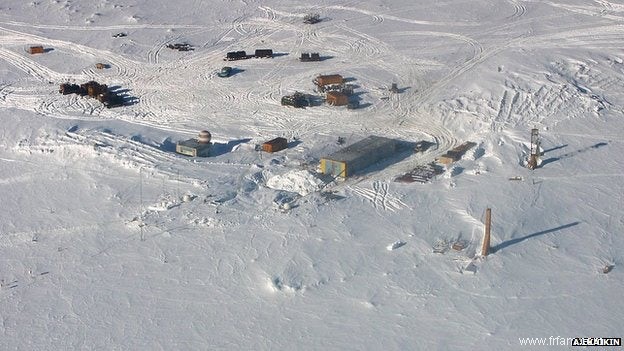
[529, 0, 624, 22]
[0, 25, 141, 81]
[348, 180, 408, 212]
[325, 4, 480, 27]
[58, 130, 224, 184]
[506, 0, 527, 20]
[0, 47, 77, 83]
[0, 20, 206, 32]
[0, 5, 498, 183]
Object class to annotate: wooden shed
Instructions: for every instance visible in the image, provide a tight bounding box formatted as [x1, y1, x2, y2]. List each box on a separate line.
[314, 74, 343, 87]
[262, 137, 288, 153]
[95, 63, 107, 69]
[437, 142, 477, 165]
[28, 46, 45, 54]
[326, 91, 349, 106]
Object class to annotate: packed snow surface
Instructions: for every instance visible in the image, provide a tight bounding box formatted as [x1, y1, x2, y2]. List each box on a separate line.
[1, 0, 623, 350]
[266, 169, 324, 196]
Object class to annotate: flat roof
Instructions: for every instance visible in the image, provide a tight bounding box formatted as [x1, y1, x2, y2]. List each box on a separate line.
[177, 139, 211, 149]
[326, 91, 347, 98]
[323, 136, 398, 163]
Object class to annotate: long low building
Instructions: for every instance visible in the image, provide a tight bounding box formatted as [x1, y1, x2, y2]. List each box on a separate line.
[320, 136, 400, 178]
[437, 141, 477, 164]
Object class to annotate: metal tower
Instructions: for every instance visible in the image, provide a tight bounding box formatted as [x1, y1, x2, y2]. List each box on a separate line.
[527, 128, 540, 170]
[481, 208, 492, 256]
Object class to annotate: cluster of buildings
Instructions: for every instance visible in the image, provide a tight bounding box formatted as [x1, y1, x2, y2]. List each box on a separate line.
[280, 74, 359, 109]
[58, 81, 125, 108]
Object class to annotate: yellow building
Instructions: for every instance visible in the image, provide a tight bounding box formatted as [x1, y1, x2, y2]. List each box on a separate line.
[320, 136, 400, 178]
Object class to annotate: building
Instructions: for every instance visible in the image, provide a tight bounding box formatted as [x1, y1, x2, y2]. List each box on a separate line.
[176, 130, 212, 157]
[326, 91, 348, 106]
[262, 137, 288, 153]
[320, 136, 400, 178]
[28, 46, 45, 54]
[314, 74, 343, 87]
[437, 142, 477, 164]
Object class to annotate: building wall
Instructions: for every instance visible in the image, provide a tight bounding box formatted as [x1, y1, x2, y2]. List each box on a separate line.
[176, 144, 197, 157]
[321, 136, 400, 178]
[176, 139, 211, 157]
[320, 159, 347, 178]
[29, 46, 44, 54]
[262, 138, 287, 153]
[196, 146, 211, 157]
[327, 92, 348, 106]
[437, 156, 454, 164]
[315, 75, 343, 86]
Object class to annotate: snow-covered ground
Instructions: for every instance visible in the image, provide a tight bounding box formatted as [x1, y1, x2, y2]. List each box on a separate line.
[1, 1, 623, 349]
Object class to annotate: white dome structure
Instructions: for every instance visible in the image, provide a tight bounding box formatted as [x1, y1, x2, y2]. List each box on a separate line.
[198, 130, 212, 144]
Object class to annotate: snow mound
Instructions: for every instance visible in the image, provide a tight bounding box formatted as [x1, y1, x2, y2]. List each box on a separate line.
[265, 170, 324, 196]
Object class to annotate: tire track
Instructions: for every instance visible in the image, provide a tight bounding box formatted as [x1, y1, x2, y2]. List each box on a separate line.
[0, 47, 76, 83]
[334, 24, 386, 61]
[348, 181, 408, 212]
[325, 4, 480, 27]
[0, 20, 206, 32]
[506, 0, 527, 20]
[0, 25, 140, 81]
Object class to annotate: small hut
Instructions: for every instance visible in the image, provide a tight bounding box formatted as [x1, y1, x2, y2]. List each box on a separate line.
[326, 91, 348, 106]
[28, 46, 45, 54]
[176, 131, 212, 157]
[262, 137, 288, 153]
[314, 74, 344, 87]
[437, 142, 477, 165]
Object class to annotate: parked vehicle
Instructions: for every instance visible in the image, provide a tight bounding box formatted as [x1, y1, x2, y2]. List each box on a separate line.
[281, 92, 309, 108]
[217, 66, 233, 78]
[303, 13, 321, 24]
[254, 49, 273, 58]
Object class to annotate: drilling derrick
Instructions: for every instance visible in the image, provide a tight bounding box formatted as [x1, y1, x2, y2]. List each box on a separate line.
[527, 128, 540, 170]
